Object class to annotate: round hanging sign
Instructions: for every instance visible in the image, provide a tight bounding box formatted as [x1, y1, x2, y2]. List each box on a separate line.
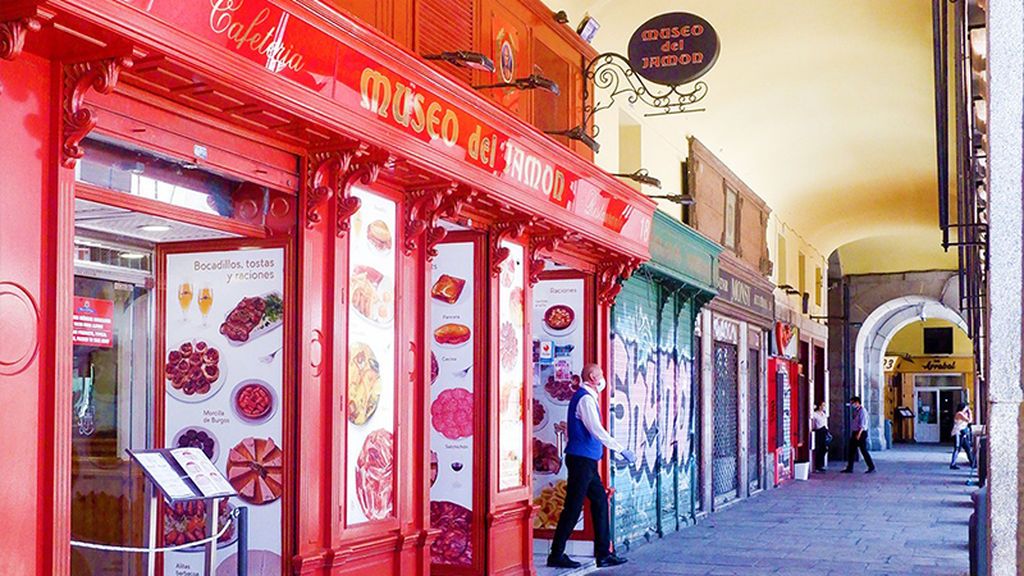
[627, 12, 720, 86]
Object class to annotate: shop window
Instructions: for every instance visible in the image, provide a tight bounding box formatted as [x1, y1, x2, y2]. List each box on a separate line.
[345, 188, 399, 524]
[776, 234, 787, 284]
[498, 242, 527, 490]
[723, 186, 738, 249]
[815, 266, 823, 307]
[798, 252, 806, 295]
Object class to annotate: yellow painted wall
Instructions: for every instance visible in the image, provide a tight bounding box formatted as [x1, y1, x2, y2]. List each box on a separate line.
[767, 214, 828, 317]
[885, 319, 973, 356]
[884, 319, 975, 440]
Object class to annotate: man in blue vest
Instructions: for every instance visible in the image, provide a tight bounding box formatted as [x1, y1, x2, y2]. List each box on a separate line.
[547, 363, 635, 569]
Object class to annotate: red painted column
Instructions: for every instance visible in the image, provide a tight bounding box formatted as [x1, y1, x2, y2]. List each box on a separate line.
[0, 51, 63, 576]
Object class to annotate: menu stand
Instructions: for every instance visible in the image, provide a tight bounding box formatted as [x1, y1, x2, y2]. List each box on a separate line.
[128, 448, 238, 576]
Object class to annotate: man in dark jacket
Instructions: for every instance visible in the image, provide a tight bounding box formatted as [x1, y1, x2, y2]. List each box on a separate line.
[842, 395, 876, 473]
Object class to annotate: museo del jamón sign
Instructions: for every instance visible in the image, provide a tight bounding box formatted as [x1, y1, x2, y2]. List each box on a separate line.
[627, 12, 720, 86]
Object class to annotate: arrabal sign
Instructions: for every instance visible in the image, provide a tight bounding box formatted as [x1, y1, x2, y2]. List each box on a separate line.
[627, 12, 719, 86]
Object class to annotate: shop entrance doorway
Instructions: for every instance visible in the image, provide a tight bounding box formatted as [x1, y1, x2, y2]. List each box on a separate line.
[70, 134, 294, 576]
[913, 381, 964, 443]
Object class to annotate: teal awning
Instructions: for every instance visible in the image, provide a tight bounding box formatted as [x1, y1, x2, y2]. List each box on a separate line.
[644, 210, 721, 296]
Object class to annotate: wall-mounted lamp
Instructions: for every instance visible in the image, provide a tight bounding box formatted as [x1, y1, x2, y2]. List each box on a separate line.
[577, 15, 600, 43]
[612, 169, 661, 189]
[648, 193, 695, 204]
[474, 73, 560, 95]
[423, 51, 495, 73]
[778, 283, 801, 296]
[545, 126, 600, 153]
[553, 10, 570, 24]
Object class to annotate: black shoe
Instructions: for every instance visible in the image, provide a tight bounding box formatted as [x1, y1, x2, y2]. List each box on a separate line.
[597, 554, 628, 568]
[865, 468, 876, 474]
[950, 465, 961, 470]
[815, 467, 827, 473]
[841, 468, 853, 473]
[547, 555, 582, 569]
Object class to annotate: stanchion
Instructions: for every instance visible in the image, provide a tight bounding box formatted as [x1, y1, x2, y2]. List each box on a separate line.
[237, 506, 249, 576]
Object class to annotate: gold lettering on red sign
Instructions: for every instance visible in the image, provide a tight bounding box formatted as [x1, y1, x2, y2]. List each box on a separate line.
[209, 0, 305, 73]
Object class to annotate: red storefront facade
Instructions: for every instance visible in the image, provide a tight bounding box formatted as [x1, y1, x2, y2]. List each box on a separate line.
[0, 1, 654, 575]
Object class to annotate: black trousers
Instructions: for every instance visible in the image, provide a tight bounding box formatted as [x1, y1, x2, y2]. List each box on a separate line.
[813, 428, 829, 469]
[845, 433, 875, 470]
[550, 454, 611, 560]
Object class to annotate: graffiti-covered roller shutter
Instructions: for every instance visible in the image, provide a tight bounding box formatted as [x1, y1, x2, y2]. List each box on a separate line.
[674, 297, 695, 526]
[712, 342, 739, 503]
[610, 273, 662, 547]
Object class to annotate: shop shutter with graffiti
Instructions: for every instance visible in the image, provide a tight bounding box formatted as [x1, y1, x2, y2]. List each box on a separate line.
[610, 273, 698, 550]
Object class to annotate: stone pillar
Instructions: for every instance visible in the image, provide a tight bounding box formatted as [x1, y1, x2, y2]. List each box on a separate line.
[701, 309, 714, 513]
[985, 0, 1023, 572]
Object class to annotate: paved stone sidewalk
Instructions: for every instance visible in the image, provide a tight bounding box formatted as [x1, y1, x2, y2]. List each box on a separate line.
[604, 444, 975, 576]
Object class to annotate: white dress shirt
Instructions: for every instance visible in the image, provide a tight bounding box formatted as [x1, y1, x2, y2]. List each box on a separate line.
[575, 384, 625, 453]
[811, 410, 829, 431]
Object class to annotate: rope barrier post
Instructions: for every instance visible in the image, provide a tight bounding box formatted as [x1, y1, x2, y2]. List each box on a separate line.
[237, 506, 249, 576]
[204, 498, 220, 574]
[146, 488, 159, 576]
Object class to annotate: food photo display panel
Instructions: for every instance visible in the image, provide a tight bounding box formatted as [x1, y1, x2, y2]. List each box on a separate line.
[345, 188, 398, 525]
[429, 241, 476, 567]
[531, 277, 585, 531]
[162, 247, 286, 576]
[498, 242, 526, 490]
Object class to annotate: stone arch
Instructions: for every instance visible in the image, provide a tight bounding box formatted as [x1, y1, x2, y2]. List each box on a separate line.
[854, 296, 968, 449]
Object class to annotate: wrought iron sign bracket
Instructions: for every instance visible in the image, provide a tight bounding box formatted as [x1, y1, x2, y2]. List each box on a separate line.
[579, 52, 709, 139]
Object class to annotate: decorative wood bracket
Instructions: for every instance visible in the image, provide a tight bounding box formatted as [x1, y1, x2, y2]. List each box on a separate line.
[597, 257, 642, 305]
[0, 16, 41, 61]
[528, 231, 571, 285]
[336, 147, 390, 238]
[403, 183, 455, 257]
[305, 146, 362, 229]
[490, 218, 533, 276]
[62, 55, 134, 168]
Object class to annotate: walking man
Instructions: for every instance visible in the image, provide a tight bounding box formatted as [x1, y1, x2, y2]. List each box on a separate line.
[547, 363, 634, 569]
[842, 395, 875, 474]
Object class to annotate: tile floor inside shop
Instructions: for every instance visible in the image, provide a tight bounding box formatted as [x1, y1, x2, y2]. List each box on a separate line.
[560, 444, 974, 576]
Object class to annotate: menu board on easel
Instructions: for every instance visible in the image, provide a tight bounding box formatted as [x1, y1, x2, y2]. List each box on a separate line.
[161, 246, 285, 576]
[130, 449, 237, 502]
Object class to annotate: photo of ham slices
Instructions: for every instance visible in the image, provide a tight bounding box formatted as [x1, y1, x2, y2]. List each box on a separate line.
[226, 437, 283, 505]
[356, 429, 394, 520]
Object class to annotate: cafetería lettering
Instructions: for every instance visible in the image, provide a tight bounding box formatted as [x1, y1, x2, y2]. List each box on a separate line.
[209, 0, 305, 73]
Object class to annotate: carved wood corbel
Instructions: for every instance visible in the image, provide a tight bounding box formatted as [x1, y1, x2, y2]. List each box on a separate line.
[403, 183, 455, 256]
[336, 147, 390, 238]
[305, 145, 363, 229]
[528, 231, 571, 285]
[597, 257, 642, 305]
[0, 16, 41, 61]
[62, 55, 134, 168]
[490, 218, 533, 276]
[422, 184, 475, 260]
